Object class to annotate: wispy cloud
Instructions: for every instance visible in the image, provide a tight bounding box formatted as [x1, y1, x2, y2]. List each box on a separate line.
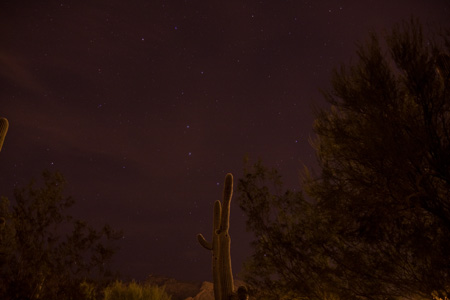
[0, 50, 45, 94]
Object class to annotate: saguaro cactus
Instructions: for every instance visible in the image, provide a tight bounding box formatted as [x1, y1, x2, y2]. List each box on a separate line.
[197, 173, 248, 300]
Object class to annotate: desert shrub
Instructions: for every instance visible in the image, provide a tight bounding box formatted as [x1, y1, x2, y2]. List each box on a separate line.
[104, 280, 172, 300]
[80, 280, 98, 300]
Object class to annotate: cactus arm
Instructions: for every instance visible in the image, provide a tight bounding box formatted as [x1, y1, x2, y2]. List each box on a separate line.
[197, 234, 212, 250]
[219, 173, 233, 233]
[198, 200, 222, 251]
[213, 200, 221, 233]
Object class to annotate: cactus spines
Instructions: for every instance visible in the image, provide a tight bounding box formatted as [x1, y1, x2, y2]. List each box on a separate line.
[197, 173, 248, 300]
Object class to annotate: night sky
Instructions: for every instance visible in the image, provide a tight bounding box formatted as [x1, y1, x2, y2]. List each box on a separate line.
[1, 0, 449, 283]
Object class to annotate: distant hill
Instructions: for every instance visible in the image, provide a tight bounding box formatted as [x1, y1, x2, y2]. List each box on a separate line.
[145, 275, 203, 300]
[145, 275, 248, 300]
[184, 280, 249, 300]
[184, 281, 214, 300]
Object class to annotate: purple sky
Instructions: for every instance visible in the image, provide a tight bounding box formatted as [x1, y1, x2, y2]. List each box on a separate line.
[1, 0, 449, 283]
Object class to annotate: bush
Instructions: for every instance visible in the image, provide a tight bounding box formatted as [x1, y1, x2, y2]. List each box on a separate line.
[104, 280, 172, 300]
[80, 281, 98, 300]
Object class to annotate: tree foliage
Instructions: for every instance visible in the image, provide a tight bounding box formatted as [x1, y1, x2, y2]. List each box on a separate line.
[0, 170, 122, 300]
[238, 161, 330, 300]
[238, 20, 450, 300]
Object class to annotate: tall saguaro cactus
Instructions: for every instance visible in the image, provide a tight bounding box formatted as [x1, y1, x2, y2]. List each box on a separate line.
[197, 173, 248, 300]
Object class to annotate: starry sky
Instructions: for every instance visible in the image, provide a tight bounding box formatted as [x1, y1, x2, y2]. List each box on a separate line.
[1, 0, 449, 283]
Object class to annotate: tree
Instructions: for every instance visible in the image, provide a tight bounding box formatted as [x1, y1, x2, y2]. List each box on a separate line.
[238, 19, 450, 300]
[238, 161, 329, 300]
[0, 170, 122, 300]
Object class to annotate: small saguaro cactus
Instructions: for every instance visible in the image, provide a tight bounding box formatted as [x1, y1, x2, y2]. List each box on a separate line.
[197, 173, 248, 300]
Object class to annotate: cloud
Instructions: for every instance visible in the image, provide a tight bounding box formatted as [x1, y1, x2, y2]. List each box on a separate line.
[0, 50, 45, 94]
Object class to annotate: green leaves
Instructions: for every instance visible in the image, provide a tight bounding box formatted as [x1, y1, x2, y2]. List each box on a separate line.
[0, 170, 122, 300]
[238, 19, 450, 300]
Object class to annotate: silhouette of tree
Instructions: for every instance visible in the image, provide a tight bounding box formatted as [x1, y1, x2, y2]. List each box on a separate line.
[238, 19, 450, 300]
[0, 170, 122, 300]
